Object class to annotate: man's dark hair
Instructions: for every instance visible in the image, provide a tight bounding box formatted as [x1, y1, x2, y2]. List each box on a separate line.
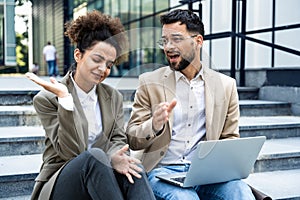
[160, 9, 205, 37]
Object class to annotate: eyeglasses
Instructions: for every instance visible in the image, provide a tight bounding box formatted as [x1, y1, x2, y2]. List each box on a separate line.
[157, 35, 198, 49]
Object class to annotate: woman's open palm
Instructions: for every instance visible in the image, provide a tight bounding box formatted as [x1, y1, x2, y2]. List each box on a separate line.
[26, 72, 69, 98]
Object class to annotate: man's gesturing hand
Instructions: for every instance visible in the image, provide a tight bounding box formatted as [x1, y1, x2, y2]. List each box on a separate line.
[152, 99, 177, 132]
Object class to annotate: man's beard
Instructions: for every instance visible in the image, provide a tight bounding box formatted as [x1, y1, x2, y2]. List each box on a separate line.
[168, 51, 195, 71]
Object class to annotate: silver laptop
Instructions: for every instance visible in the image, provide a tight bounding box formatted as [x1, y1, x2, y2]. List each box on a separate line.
[156, 136, 266, 188]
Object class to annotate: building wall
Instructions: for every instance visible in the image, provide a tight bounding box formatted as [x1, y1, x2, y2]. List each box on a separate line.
[31, 0, 170, 77]
[32, 0, 64, 76]
[31, 0, 300, 79]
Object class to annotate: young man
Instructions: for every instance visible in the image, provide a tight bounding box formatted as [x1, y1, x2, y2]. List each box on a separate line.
[126, 9, 255, 199]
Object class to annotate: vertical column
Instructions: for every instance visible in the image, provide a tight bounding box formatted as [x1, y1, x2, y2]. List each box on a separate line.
[231, 0, 236, 79]
[4, 0, 16, 66]
[239, 0, 246, 86]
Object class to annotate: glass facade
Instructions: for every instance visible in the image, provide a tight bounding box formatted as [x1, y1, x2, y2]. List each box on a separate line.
[0, 0, 16, 69]
[68, 0, 169, 77]
[0, 4, 3, 65]
[31, 0, 300, 79]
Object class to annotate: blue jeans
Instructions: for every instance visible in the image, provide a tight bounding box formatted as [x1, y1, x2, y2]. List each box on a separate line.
[147, 165, 255, 200]
[47, 60, 58, 76]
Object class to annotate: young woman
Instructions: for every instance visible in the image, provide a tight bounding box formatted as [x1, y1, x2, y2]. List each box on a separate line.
[26, 10, 155, 200]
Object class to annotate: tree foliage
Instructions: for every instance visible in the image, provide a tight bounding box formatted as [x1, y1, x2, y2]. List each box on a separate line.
[16, 33, 28, 68]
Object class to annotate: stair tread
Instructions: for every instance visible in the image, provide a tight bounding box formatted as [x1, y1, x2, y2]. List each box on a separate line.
[0, 126, 44, 141]
[244, 169, 300, 200]
[1, 127, 300, 158]
[240, 116, 300, 127]
[239, 99, 289, 105]
[0, 195, 31, 200]
[123, 98, 289, 106]
[0, 154, 42, 177]
[259, 137, 300, 159]
[0, 105, 35, 113]
[123, 99, 290, 106]
[0, 138, 299, 175]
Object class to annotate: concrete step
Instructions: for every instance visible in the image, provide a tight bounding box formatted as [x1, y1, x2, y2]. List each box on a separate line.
[0, 87, 256, 106]
[0, 100, 292, 128]
[1, 130, 299, 173]
[238, 86, 259, 100]
[244, 169, 300, 200]
[0, 80, 259, 103]
[0, 101, 132, 128]
[0, 136, 300, 175]
[0, 76, 138, 106]
[0, 195, 31, 200]
[0, 126, 45, 156]
[120, 86, 259, 102]
[0, 75, 41, 107]
[240, 116, 300, 139]
[239, 100, 292, 116]
[1, 115, 300, 157]
[123, 100, 293, 123]
[0, 138, 299, 199]
[0, 154, 41, 198]
[0, 75, 257, 104]
[0, 90, 37, 106]
[0, 88, 134, 106]
[254, 137, 300, 172]
[0, 106, 40, 127]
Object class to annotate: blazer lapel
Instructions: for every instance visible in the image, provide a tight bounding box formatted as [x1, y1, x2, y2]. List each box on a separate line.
[163, 69, 176, 135]
[63, 74, 89, 149]
[203, 67, 215, 138]
[93, 84, 114, 147]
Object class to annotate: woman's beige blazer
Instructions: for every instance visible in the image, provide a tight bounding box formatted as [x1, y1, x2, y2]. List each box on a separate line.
[31, 72, 127, 199]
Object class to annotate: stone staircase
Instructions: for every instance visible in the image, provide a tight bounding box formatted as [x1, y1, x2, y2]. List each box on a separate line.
[0, 78, 300, 199]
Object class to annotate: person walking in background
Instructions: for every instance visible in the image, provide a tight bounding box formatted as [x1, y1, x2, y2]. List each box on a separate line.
[26, 10, 155, 200]
[31, 62, 40, 75]
[43, 41, 58, 77]
[126, 9, 256, 199]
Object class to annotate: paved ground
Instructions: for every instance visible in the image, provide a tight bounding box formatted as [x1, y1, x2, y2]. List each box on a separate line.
[0, 74, 138, 91]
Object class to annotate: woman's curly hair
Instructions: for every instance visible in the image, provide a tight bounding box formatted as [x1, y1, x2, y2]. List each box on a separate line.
[64, 10, 128, 65]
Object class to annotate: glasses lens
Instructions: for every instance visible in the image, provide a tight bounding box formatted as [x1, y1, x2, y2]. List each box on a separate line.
[157, 39, 165, 49]
[157, 35, 196, 49]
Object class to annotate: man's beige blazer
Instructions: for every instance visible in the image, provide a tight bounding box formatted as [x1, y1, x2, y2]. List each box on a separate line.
[126, 66, 240, 172]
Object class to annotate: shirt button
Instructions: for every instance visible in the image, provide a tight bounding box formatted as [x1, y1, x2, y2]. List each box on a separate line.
[188, 124, 191, 127]
[160, 151, 164, 156]
[190, 106, 193, 108]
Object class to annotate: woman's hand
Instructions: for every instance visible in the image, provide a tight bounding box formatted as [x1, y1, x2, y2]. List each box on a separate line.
[25, 72, 69, 98]
[111, 144, 143, 184]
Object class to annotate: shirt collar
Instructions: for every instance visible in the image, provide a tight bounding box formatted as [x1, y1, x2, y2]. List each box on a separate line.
[174, 65, 204, 83]
[70, 72, 97, 103]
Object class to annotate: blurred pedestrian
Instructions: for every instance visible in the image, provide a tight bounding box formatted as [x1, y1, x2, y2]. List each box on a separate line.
[43, 41, 58, 76]
[31, 62, 40, 75]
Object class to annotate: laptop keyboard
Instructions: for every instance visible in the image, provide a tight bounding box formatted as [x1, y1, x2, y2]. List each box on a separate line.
[171, 176, 186, 183]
